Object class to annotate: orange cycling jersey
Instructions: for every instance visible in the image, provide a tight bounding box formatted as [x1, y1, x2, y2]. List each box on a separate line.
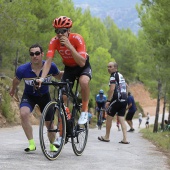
[47, 33, 87, 67]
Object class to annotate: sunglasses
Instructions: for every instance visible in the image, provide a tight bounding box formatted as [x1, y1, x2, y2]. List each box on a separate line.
[30, 51, 41, 56]
[55, 28, 68, 34]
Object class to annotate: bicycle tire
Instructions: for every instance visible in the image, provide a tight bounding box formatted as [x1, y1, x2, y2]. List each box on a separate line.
[39, 101, 66, 160]
[71, 109, 88, 156]
[98, 110, 103, 130]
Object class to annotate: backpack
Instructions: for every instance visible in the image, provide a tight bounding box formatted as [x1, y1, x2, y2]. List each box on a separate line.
[115, 72, 127, 101]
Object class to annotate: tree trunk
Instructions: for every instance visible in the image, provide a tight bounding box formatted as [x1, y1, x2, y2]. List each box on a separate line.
[14, 48, 19, 76]
[0, 53, 2, 68]
[161, 95, 166, 130]
[153, 80, 161, 133]
[168, 104, 170, 121]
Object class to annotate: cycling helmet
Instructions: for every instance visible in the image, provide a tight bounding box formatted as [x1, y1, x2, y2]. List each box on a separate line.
[99, 89, 104, 94]
[53, 16, 72, 28]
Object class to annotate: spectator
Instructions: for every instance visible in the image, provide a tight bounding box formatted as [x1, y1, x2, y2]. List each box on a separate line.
[98, 62, 129, 144]
[145, 112, 150, 128]
[126, 92, 137, 132]
[138, 113, 142, 128]
[164, 120, 170, 131]
[88, 110, 93, 124]
[9, 44, 63, 152]
[116, 114, 121, 131]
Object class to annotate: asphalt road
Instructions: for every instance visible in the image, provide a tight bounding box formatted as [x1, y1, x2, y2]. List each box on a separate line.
[0, 114, 169, 170]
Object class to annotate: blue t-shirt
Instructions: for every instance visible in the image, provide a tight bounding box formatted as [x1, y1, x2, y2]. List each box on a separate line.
[16, 61, 60, 96]
[127, 95, 136, 112]
[96, 94, 107, 103]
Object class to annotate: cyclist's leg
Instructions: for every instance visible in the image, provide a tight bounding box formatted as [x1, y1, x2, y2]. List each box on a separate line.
[96, 104, 101, 121]
[100, 102, 117, 140]
[61, 66, 76, 106]
[20, 94, 36, 151]
[105, 110, 116, 140]
[101, 102, 106, 120]
[79, 75, 90, 112]
[78, 63, 92, 124]
[118, 101, 129, 143]
[39, 93, 58, 151]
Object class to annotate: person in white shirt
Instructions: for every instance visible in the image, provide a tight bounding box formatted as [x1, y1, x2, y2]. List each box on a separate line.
[138, 113, 142, 128]
[145, 112, 150, 128]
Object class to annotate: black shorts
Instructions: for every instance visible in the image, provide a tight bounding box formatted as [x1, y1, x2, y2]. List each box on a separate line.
[97, 102, 106, 110]
[20, 93, 53, 121]
[62, 56, 92, 84]
[107, 100, 127, 117]
[145, 121, 149, 125]
[125, 111, 136, 121]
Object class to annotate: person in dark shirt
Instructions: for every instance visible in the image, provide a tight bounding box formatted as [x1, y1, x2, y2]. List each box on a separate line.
[9, 43, 63, 152]
[126, 92, 137, 132]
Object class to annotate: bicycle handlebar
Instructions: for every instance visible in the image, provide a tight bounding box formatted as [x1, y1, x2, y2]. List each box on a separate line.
[33, 79, 74, 97]
[41, 81, 67, 87]
[33, 79, 73, 88]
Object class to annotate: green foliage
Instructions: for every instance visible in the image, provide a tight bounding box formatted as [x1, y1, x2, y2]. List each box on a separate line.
[136, 0, 170, 101]
[90, 47, 113, 106]
[0, 79, 15, 122]
[141, 125, 170, 151]
[2, 0, 169, 113]
[136, 101, 144, 114]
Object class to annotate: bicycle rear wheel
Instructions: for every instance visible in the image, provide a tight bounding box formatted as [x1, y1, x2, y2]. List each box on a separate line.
[71, 109, 88, 156]
[39, 101, 66, 160]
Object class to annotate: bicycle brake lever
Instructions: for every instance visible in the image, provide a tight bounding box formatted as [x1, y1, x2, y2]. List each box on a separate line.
[32, 79, 42, 97]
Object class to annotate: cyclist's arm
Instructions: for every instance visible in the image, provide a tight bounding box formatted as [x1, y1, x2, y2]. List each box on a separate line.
[68, 45, 86, 67]
[107, 84, 115, 102]
[53, 71, 64, 80]
[37, 57, 52, 86]
[60, 35, 86, 67]
[126, 103, 132, 110]
[9, 77, 20, 97]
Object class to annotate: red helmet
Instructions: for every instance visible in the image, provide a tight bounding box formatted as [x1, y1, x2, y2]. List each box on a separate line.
[53, 16, 72, 28]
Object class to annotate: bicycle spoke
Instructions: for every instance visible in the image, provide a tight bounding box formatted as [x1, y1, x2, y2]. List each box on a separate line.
[39, 101, 66, 160]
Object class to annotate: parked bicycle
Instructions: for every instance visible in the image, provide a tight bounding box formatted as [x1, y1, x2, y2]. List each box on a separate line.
[37, 79, 88, 160]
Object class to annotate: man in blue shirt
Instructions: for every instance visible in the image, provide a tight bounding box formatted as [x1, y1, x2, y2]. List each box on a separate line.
[96, 89, 107, 123]
[9, 43, 63, 152]
[126, 92, 137, 132]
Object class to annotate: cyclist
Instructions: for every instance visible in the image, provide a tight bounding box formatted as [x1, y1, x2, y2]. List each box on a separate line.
[37, 16, 92, 125]
[9, 44, 63, 152]
[96, 89, 107, 125]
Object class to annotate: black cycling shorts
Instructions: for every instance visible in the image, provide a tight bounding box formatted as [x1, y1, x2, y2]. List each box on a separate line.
[125, 111, 136, 120]
[20, 93, 53, 121]
[107, 100, 127, 117]
[97, 102, 106, 111]
[61, 56, 92, 84]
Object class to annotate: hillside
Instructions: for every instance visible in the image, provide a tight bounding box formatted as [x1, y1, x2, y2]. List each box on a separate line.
[72, 0, 141, 34]
[0, 82, 163, 127]
[129, 83, 163, 116]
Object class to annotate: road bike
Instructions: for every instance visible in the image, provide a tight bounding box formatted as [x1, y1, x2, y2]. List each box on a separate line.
[97, 108, 104, 130]
[38, 79, 88, 160]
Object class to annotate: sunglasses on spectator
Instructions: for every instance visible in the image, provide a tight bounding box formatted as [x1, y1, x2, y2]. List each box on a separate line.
[55, 28, 68, 34]
[30, 51, 41, 56]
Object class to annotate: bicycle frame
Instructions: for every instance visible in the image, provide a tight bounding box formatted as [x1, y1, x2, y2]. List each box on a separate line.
[38, 79, 88, 160]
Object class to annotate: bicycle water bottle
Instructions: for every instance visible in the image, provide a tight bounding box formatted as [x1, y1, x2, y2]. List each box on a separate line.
[65, 107, 71, 120]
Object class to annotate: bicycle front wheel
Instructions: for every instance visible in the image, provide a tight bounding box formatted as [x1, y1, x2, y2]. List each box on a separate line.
[71, 109, 88, 156]
[39, 101, 66, 160]
[98, 111, 103, 130]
